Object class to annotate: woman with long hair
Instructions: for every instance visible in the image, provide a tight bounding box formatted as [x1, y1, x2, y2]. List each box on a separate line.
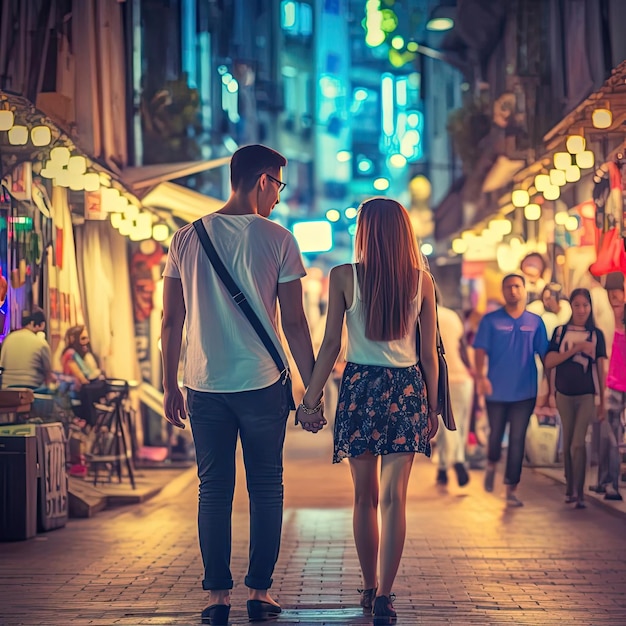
[62, 325, 105, 424]
[62, 325, 102, 388]
[296, 197, 439, 622]
[544, 287, 608, 509]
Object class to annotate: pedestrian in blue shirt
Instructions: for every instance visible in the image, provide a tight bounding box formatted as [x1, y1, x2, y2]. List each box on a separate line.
[473, 274, 549, 507]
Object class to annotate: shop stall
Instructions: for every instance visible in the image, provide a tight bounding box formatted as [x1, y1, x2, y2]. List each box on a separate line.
[0, 91, 145, 487]
[439, 61, 626, 323]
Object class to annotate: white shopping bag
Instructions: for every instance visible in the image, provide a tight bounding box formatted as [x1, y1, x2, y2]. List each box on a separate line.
[524, 414, 561, 466]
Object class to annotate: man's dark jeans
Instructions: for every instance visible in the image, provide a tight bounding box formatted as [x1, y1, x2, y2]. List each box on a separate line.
[485, 398, 535, 485]
[187, 379, 289, 591]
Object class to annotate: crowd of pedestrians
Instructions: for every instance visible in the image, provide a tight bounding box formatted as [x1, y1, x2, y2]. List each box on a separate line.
[161, 144, 625, 625]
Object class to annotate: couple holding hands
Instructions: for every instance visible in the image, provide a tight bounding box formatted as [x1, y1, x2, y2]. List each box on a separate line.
[162, 145, 439, 624]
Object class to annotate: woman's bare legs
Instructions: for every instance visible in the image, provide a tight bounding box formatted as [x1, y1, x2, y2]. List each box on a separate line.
[378, 452, 415, 598]
[348, 452, 380, 590]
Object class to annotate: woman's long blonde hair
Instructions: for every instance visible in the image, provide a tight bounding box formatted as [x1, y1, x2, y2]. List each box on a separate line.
[354, 197, 423, 341]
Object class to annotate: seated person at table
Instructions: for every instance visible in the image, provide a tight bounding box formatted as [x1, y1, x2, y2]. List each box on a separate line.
[61, 325, 103, 388]
[0, 311, 54, 391]
[62, 325, 105, 423]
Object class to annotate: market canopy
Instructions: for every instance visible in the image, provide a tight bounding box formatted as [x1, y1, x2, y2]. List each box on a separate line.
[543, 58, 626, 149]
[140, 181, 224, 222]
[122, 157, 231, 190]
[435, 59, 626, 241]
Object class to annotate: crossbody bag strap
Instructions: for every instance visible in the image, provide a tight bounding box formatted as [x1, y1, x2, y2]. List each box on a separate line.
[434, 298, 445, 356]
[428, 271, 445, 355]
[549, 325, 565, 397]
[416, 269, 423, 313]
[192, 219, 288, 380]
[415, 270, 424, 359]
[416, 271, 445, 358]
[590, 329, 600, 401]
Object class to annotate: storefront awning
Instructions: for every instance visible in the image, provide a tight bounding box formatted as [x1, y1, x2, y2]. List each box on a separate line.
[543, 58, 626, 148]
[122, 157, 231, 190]
[481, 155, 526, 193]
[0, 89, 142, 208]
[140, 181, 224, 222]
[434, 154, 525, 240]
[436, 59, 626, 242]
[124, 156, 230, 222]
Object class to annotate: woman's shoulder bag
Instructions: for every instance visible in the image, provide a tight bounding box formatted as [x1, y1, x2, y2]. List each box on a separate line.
[416, 272, 456, 431]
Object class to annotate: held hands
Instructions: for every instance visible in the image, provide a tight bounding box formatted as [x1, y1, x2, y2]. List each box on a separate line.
[295, 398, 328, 434]
[164, 387, 187, 429]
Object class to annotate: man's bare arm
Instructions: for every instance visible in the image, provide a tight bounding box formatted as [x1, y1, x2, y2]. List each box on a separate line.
[277, 279, 315, 388]
[161, 276, 187, 428]
[473, 347, 492, 396]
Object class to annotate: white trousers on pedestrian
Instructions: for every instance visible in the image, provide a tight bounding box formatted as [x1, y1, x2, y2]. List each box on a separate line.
[437, 378, 474, 469]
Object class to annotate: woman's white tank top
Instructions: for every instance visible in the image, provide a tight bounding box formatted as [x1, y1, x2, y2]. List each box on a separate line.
[345, 264, 422, 368]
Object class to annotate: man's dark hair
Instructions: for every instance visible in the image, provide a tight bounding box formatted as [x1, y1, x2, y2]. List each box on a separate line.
[502, 273, 526, 287]
[23, 310, 46, 327]
[31, 311, 46, 326]
[230, 144, 287, 193]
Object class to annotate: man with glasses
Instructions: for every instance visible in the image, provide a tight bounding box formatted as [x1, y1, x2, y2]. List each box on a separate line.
[161, 144, 317, 624]
[265, 172, 287, 194]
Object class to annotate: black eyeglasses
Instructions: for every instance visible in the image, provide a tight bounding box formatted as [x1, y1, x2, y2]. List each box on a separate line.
[264, 173, 287, 193]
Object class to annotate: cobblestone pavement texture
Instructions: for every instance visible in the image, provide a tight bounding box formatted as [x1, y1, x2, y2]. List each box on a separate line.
[1, 424, 626, 626]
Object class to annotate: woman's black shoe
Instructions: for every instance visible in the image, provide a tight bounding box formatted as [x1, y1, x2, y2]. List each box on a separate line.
[246, 600, 282, 622]
[372, 594, 397, 623]
[201, 603, 230, 625]
[358, 587, 377, 612]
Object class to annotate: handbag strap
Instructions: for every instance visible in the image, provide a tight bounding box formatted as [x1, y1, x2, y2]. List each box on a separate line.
[416, 271, 445, 355]
[416, 269, 424, 313]
[192, 219, 288, 379]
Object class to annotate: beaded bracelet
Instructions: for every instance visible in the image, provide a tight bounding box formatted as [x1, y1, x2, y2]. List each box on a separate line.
[298, 400, 323, 415]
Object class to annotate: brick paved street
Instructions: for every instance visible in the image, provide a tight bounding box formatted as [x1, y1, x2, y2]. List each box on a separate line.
[1, 424, 626, 626]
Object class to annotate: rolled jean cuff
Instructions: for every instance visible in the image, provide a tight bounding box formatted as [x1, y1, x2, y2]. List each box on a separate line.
[245, 574, 273, 590]
[202, 578, 234, 591]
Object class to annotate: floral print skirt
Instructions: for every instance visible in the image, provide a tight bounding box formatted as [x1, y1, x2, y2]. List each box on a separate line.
[333, 361, 431, 463]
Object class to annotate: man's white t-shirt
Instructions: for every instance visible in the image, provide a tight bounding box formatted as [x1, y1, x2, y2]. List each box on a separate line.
[163, 213, 306, 393]
[437, 306, 472, 384]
